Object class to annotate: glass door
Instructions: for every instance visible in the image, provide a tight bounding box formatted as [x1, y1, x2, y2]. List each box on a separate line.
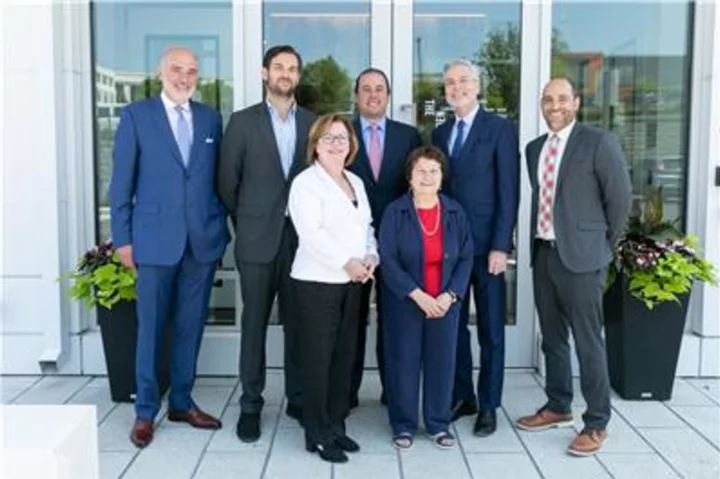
[393, 0, 538, 368]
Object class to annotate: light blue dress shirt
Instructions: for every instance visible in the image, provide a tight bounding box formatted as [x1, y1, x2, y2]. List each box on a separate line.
[267, 100, 297, 178]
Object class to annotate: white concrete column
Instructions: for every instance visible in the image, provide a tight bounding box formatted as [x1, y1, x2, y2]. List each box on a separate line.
[687, 0, 720, 375]
[1, 1, 92, 373]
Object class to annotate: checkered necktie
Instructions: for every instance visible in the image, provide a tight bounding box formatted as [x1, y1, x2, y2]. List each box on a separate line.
[538, 135, 560, 234]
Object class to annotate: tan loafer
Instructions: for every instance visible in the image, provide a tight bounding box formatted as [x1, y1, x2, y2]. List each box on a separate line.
[567, 428, 607, 456]
[516, 408, 574, 431]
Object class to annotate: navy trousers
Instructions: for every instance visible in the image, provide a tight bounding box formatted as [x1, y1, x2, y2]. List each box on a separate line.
[384, 305, 459, 436]
[134, 245, 216, 420]
[452, 255, 506, 411]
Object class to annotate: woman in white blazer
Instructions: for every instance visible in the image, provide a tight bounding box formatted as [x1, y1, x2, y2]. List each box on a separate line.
[288, 114, 378, 464]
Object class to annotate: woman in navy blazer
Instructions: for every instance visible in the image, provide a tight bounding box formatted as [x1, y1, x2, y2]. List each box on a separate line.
[379, 146, 473, 450]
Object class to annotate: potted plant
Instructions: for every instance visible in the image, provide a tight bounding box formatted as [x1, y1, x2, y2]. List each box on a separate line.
[68, 240, 170, 403]
[604, 188, 717, 400]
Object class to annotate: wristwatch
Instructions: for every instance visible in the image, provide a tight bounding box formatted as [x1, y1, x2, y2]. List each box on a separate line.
[447, 290, 459, 303]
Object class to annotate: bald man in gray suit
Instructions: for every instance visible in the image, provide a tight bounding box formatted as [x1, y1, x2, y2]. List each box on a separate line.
[516, 77, 631, 457]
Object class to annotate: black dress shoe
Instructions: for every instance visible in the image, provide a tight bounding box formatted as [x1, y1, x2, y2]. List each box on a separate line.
[236, 412, 260, 443]
[285, 403, 302, 423]
[334, 435, 360, 453]
[451, 400, 478, 422]
[306, 442, 348, 463]
[473, 409, 497, 437]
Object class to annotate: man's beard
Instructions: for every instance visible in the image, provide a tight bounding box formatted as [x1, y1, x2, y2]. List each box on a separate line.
[266, 79, 296, 98]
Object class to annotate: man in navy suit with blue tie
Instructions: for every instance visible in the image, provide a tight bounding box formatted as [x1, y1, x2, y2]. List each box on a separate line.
[110, 47, 229, 448]
[348, 68, 422, 408]
[432, 59, 519, 437]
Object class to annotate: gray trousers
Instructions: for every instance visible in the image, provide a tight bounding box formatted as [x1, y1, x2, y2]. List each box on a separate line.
[236, 220, 302, 414]
[533, 241, 611, 430]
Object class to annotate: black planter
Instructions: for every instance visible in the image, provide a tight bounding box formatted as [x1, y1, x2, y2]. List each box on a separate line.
[603, 275, 689, 401]
[97, 300, 171, 403]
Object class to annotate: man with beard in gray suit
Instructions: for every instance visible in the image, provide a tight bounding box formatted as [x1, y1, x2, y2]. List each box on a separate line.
[218, 45, 316, 443]
[516, 77, 631, 457]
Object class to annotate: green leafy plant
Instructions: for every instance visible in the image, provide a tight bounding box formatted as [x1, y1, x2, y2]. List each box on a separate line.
[68, 240, 136, 309]
[608, 188, 718, 309]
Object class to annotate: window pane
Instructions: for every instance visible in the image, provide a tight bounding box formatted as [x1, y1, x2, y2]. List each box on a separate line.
[91, 1, 234, 325]
[413, 1, 521, 326]
[92, 1, 233, 243]
[552, 1, 692, 225]
[263, 0, 370, 115]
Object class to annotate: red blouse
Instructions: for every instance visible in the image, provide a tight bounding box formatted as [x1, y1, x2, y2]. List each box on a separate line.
[417, 204, 443, 297]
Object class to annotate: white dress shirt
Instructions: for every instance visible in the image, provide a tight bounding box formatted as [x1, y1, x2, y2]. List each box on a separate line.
[536, 120, 576, 240]
[289, 163, 378, 284]
[160, 91, 193, 141]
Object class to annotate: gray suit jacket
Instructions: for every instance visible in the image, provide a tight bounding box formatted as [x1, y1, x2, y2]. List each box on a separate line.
[526, 123, 632, 273]
[217, 102, 316, 263]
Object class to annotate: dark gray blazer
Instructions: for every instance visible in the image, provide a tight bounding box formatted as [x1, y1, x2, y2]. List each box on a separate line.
[526, 123, 632, 273]
[217, 102, 316, 263]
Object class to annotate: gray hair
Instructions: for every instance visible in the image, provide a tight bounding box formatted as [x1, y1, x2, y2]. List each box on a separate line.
[442, 59, 481, 82]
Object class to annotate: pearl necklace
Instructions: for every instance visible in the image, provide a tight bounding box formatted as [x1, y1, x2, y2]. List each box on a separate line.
[415, 201, 441, 236]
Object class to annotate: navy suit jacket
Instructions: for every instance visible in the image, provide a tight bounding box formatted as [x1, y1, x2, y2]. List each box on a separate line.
[379, 193, 474, 310]
[432, 108, 520, 256]
[348, 118, 422, 230]
[110, 96, 229, 266]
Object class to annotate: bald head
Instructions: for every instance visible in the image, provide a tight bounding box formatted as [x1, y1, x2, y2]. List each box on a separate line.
[541, 77, 580, 133]
[158, 47, 198, 105]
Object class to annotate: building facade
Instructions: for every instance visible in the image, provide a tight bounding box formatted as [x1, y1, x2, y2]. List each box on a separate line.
[2, 0, 719, 377]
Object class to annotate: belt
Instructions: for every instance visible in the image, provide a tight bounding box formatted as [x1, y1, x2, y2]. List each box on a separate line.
[535, 238, 557, 249]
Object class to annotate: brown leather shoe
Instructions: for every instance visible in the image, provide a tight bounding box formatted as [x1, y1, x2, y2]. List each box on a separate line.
[516, 408, 574, 431]
[167, 407, 222, 429]
[129, 419, 154, 448]
[567, 428, 607, 456]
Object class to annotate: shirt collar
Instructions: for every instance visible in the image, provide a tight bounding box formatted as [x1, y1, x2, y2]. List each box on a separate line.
[550, 120, 576, 142]
[160, 91, 190, 112]
[455, 105, 479, 128]
[360, 115, 386, 132]
[266, 99, 297, 120]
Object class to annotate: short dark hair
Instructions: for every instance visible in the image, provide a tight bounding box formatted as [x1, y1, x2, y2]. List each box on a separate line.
[263, 45, 303, 72]
[354, 68, 391, 95]
[548, 76, 579, 98]
[404, 146, 448, 183]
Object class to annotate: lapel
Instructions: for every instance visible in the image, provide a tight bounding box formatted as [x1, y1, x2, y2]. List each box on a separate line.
[457, 108, 486, 163]
[256, 103, 286, 180]
[377, 119, 397, 185]
[555, 123, 583, 196]
[314, 163, 362, 219]
[529, 134, 548, 189]
[353, 118, 375, 184]
[152, 96, 185, 169]
[187, 100, 204, 170]
[288, 107, 311, 180]
[436, 120, 452, 158]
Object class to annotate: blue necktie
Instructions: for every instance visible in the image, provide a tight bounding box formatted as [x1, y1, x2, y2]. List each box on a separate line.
[450, 119, 465, 162]
[175, 105, 191, 167]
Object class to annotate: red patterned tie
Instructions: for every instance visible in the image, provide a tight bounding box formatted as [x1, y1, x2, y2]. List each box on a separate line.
[539, 135, 560, 235]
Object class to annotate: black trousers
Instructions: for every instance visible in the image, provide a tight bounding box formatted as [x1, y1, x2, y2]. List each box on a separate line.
[533, 240, 611, 430]
[236, 220, 301, 413]
[350, 269, 385, 403]
[294, 279, 362, 446]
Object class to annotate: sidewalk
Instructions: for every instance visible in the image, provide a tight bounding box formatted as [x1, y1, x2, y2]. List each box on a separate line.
[2, 371, 718, 478]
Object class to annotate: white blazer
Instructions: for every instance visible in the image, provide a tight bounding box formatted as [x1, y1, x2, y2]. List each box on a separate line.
[289, 162, 378, 284]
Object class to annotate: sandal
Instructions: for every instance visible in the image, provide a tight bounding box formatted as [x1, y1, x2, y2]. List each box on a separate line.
[430, 431, 456, 450]
[392, 433, 413, 450]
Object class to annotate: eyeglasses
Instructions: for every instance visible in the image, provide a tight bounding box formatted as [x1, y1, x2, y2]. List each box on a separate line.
[319, 134, 349, 145]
